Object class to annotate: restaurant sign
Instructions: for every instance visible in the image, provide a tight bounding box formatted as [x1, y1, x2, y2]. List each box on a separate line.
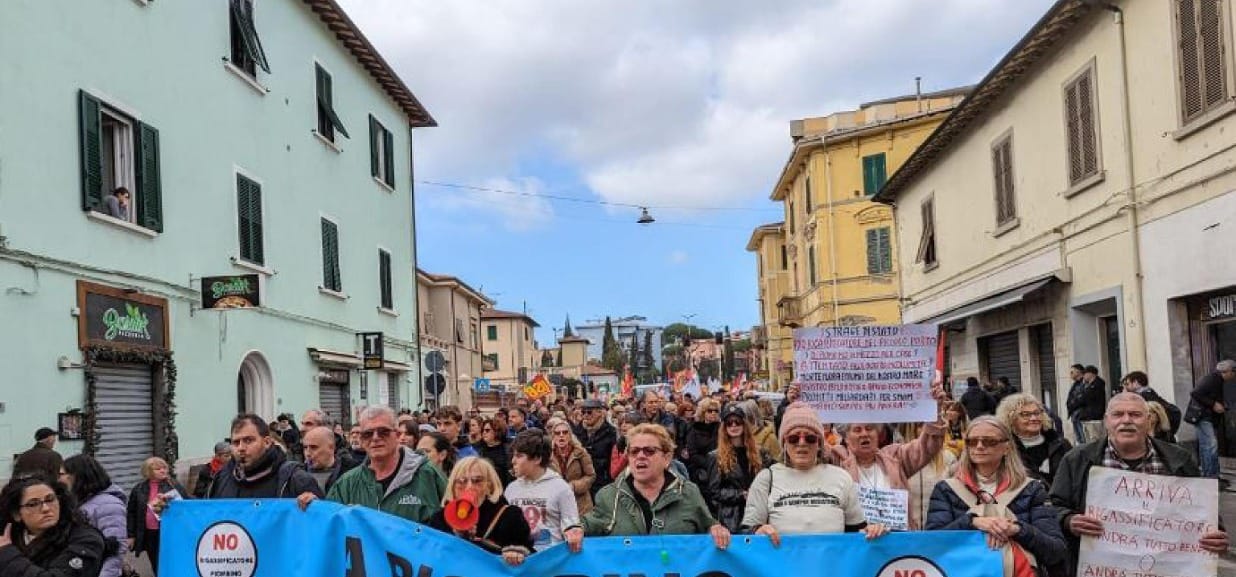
[201, 274, 261, 309]
[77, 281, 169, 350]
[1205, 293, 1236, 321]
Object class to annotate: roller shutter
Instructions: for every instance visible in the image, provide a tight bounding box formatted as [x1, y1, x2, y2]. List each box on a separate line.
[319, 383, 350, 428]
[94, 364, 154, 489]
[981, 331, 1021, 389]
[386, 373, 400, 411]
[1033, 324, 1058, 412]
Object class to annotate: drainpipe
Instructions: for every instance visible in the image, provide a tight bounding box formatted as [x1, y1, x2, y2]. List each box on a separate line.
[825, 148, 841, 326]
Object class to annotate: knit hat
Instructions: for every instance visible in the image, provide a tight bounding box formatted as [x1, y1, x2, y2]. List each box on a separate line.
[34, 427, 56, 442]
[777, 402, 825, 444]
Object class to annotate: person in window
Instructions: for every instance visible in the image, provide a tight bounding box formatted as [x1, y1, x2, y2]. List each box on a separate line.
[427, 457, 533, 566]
[102, 187, 131, 221]
[997, 394, 1071, 487]
[0, 473, 105, 577]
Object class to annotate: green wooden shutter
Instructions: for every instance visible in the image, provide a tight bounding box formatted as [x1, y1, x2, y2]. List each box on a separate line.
[878, 227, 891, 273]
[315, 67, 349, 139]
[866, 228, 879, 273]
[237, 175, 264, 265]
[369, 115, 380, 178]
[874, 154, 887, 191]
[863, 154, 888, 196]
[229, 0, 270, 73]
[321, 218, 340, 291]
[79, 91, 104, 211]
[236, 177, 251, 260]
[379, 249, 393, 309]
[136, 122, 163, 232]
[383, 129, 395, 187]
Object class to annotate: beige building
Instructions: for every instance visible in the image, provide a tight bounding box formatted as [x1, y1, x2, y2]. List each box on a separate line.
[416, 270, 493, 411]
[747, 223, 792, 388]
[481, 309, 541, 388]
[876, 0, 1236, 432]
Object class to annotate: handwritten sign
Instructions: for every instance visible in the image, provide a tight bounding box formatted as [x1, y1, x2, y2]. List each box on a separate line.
[793, 325, 937, 423]
[1079, 467, 1218, 577]
[858, 486, 909, 531]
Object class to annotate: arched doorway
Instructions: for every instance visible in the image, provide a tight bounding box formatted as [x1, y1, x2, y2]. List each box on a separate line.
[237, 351, 274, 419]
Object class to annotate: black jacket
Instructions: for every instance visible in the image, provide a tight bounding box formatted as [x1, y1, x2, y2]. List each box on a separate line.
[427, 496, 533, 555]
[774, 396, 792, 433]
[1065, 379, 1087, 417]
[1135, 388, 1182, 435]
[1048, 436, 1199, 576]
[126, 477, 189, 554]
[684, 422, 719, 485]
[1067, 378, 1107, 421]
[1013, 428, 1072, 488]
[574, 421, 618, 492]
[207, 446, 322, 500]
[960, 385, 996, 419]
[0, 522, 105, 577]
[474, 441, 512, 487]
[1191, 371, 1226, 421]
[703, 448, 771, 533]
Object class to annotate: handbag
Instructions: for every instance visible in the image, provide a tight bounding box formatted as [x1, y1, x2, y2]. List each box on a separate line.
[1183, 397, 1205, 425]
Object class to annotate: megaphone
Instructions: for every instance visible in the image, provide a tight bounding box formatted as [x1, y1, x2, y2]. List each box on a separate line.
[444, 489, 480, 532]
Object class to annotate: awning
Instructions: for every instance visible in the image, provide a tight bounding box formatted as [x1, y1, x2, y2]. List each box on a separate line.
[919, 277, 1056, 327]
[307, 347, 361, 368]
[382, 359, 412, 372]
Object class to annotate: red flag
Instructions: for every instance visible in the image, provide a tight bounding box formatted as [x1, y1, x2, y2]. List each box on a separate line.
[621, 368, 634, 398]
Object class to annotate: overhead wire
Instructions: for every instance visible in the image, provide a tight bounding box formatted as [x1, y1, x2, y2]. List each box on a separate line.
[416, 179, 782, 213]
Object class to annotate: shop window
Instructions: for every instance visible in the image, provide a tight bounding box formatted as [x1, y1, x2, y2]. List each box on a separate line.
[228, 0, 270, 77]
[79, 91, 162, 232]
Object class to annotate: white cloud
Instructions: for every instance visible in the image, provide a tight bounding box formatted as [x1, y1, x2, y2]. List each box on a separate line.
[668, 250, 689, 265]
[338, 0, 1053, 219]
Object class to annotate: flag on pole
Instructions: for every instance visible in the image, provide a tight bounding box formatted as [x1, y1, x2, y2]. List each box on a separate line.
[621, 368, 634, 398]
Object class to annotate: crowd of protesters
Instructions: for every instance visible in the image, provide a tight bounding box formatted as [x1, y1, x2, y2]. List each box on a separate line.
[3, 363, 1233, 577]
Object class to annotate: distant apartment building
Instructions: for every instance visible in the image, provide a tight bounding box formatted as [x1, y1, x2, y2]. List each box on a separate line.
[575, 316, 664, 370]
[416, 270, 493, 411]
[481, 309, 541, 388]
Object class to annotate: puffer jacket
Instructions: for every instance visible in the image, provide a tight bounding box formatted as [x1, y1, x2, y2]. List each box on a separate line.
[582, 469, 716, 537]
[327, 447, 447, 523]
[550, 445, 596, 515]
[703, 447, 772, 533]
[79, 484, 129, 577]
[0, 522, 105, 577]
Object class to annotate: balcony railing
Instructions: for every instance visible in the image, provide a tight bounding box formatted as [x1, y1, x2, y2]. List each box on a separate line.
[777, 296, 802, 328]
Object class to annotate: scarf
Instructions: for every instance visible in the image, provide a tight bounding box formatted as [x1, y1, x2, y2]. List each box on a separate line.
[956, 468, 1034, 577]
[233, 446, 280, 483]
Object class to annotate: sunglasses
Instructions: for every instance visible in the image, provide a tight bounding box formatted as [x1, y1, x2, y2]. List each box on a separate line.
[724, 419, 745, 427]
[966, 437, 1009, 447]
[360, 427, 395, 441]
[552, 430, 572, 436]
[705, 409, 720, 414]
[627, 446, 663, 457]
[786, 433, 820, 445]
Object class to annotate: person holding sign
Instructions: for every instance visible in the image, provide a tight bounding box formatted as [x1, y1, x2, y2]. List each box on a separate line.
[741, 403, 888, 544]
[925, 416, 1066, 577]
[1049, 393, 1229, 573]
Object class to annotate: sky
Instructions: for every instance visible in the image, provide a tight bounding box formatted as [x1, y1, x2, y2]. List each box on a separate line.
[336, 0, 1054, 345]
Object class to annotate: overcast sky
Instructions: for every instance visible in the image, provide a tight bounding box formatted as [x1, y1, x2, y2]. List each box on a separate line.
[337, 0, 1054, 344]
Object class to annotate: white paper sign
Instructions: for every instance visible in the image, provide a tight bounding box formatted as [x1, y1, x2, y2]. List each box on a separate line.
[793, 325, 937, 423]
[1079, 467, 1219, 577]
[857, 486, 909, 531]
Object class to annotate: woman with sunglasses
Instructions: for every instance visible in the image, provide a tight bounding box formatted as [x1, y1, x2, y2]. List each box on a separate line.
[684, 399, 721, 484]
[60, 455, 128, 577]
[925, 416, 1065, 577]
[705, 404, 773, 533]
[0, 473, 105, 577]
[742, 403, 886, 545]
[473, 416, 513, 487]
[546, 418, 596, 515]
[427, 456, 532, 566]
[996, 394, 1071, 487]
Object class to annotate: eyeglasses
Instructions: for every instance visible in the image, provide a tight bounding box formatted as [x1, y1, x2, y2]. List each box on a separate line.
[1017, 409, 1043, 419]
[704, 409, 720, 414]
[454, 476, 486, 487]
[786, 433, 820, 445]
[20, 495, 58, 511]
[482, 427, 494, 433]
[360, 427, 395, 441]
[966, 437, 1009, 447]
[552, 430, 572, 436]
[627, 446, 663, 457]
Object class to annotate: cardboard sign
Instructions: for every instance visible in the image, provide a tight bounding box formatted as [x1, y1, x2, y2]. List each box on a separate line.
[200, 274, 260, 309]
[1079, 467, 1219, 577]
[857, 486, 909, 531]
[793, 325, 937, 423]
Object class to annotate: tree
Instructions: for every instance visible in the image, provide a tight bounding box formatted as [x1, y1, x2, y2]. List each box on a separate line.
[722, 325, 735, 381]
[628, 331, 640, 379]
[642, 330, 654, 371]
[541, 349, 554, 368]
[563, 315, 576, 338]
[601, 316, 623, 374]
[663, 323, 710, 346]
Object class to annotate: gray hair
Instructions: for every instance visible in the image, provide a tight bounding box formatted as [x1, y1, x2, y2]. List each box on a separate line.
[1217, 360, 1236, 372]
[358, 405, 397, 426]
[301, 409, 331, 427]
[1106, 392, 1149, 414]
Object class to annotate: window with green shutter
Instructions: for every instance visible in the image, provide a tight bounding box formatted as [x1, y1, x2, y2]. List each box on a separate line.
[228, 0, 270, 76]
[369, 115, 395, 188]
[236, 174, 264, 265]
[79, 90, 162, 232]
[866, 227, 892, 274]
[321, 218, 342, 292]
[487, 325, 498, 341]
[315, 64, 349, 142]
[378, 249, 393, 309]
[862, 153, 887, 196]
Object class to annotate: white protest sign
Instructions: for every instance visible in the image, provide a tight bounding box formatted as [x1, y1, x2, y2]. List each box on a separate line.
[793, 325, 937, 423]
[857, 486, 909, 531]
[1079, 467, 1218, 577]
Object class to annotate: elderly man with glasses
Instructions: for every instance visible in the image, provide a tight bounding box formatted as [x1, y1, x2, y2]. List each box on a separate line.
[300, 405, 446, 522]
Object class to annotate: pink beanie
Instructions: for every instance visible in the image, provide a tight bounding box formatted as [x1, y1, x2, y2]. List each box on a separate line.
[778, 402, 825, 444]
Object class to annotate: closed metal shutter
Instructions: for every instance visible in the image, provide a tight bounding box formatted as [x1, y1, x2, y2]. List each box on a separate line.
[94, 364, 154, 489]
[981, 331, 1021, 389]
[1033, 324, 1057, 412]
[319, 384, 350, 428]
[386, 373, 400, 411]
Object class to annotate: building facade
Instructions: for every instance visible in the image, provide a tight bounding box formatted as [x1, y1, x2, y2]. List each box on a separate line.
[0, 0, 433, 484]
[575, 316, 664, 370]
[747, 223, 792, 388]
[480, 309, 541, 388]
[417, 270, 493, 411]
[876, 0, 1236, 435]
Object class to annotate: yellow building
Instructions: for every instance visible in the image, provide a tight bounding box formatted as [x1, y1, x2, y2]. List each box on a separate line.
[750, 88, 969, 387]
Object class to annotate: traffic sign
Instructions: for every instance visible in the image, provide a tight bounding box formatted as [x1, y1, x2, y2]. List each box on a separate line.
[425, 373, 446, 396]
[425, 350, 445, 373]
[473, 378, 491, 393]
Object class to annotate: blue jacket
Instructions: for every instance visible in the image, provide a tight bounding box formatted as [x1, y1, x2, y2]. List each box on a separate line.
[925, 477, 1066, 564]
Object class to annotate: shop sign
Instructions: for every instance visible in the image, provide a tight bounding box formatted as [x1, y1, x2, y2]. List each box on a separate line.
[1205, 293, 1236, 320]
[77, 281, 168, 350]
[201, 274, 261, 309]
[360, 332, 384, 369]
[318, 369, 350, 384]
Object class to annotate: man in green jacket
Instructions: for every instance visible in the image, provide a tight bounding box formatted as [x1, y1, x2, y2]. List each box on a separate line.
[300, 405, 445, 523]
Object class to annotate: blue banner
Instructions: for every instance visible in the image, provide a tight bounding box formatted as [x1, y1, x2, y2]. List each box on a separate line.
[161, 500, 1001, 577]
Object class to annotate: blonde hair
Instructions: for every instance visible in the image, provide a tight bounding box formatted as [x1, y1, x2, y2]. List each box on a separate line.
[996, 393, 1053, 431]
[545, 417, 584, 451]
[625, 423, 676, 454]
[442, 456, 504, 504]
[695, 398, 720, 421]
[141, 457, 169, 480]
[956, 416, 1028, 489]
[1146, 401, 1172, 434]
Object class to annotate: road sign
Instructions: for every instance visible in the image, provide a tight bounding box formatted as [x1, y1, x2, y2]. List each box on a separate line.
[425, 373, 446, 396]
[473, 378, 491, 393]
[425, 350, 446, 373]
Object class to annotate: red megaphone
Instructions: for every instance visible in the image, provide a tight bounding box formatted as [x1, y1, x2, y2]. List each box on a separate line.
[444, 489, 480, 532]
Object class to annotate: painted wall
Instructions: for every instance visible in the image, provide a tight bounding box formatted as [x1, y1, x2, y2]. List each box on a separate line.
[481, 317, 539, 386]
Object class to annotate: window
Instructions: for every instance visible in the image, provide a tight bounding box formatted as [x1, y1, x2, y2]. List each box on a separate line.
[866, 227, 893, 274]
[470, 322, 479, 349]
[807, 245, 817, 286]
[780, 245, 788, 269]
[236, 174, 264, 265]
[483, 353, 499, 371]
[788, 199, 796, 234]
[915, 197, 937, 268]
[455, 318, 465, 344]
[524, 327, 530, 340]
[315, 64, 349, 142]
[321, 218, 342, 292]
[1176, 0, 1231, 125]
[862, 153, 887, 196]
[992, 134, 1017, 226]
[804, 172, 813, 213]
[378, 249, 393, 310]
[228, 0, 270, 76]
[369, 116, 395, 188]
[487, 325, 498, 341]
[79, 91, 162, 231]
[1064, 64, 1101, 186]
